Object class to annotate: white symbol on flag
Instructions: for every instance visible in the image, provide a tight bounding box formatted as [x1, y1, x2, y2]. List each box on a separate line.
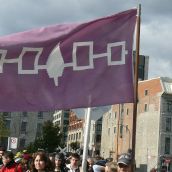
[0, 41, 128, 86]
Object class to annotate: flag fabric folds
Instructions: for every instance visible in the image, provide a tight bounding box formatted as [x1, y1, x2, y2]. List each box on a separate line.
[0, 9, 137, 111]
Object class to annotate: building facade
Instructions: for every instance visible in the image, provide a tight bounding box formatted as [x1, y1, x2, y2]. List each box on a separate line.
[53, 110, 70, 145]
[135, 77, 172, 172]
[1, 111, 53, 150]
[67, 111, 84, 152]
[101, 104, 132, 160]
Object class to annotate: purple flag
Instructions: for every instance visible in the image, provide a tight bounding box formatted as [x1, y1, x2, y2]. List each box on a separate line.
[0, 9, 137, 111]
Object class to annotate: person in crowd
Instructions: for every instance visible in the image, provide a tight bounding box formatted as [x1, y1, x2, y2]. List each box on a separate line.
[65, 153, 80, 172]
[0, 147, 6, 169]
[30, 151, 53, 172]
[0, 151, 23, 172]
[93, 158, 107, 172]
[117, 153, 132, 172]
[105, 162, 117, 172]
[54, 153, 66, 172]
[49, 153, 55, 170]
[87, 158, 94, 172]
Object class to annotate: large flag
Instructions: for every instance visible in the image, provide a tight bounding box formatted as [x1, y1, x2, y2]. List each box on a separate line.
[0, 9, 137, 111]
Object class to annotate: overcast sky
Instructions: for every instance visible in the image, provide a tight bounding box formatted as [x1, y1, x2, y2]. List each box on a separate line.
[0, 0, 171, 79]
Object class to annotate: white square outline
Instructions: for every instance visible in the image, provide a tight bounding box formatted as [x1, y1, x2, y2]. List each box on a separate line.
[73, 41, 94, 71]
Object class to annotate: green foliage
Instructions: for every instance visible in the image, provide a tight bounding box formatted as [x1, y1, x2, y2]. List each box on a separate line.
[27, 120, 63, 153]
[70, 141, 80, 151]
[0, 114, 10, 137]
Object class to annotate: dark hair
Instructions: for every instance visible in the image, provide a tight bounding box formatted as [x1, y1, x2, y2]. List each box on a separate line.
[2, 151, 14, 160]
[31, 151, 53, 172]
[70, 153, 80, 160]
[0, 147, 6, 152]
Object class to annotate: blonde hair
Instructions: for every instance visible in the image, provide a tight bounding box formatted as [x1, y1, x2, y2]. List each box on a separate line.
[105, 162, 117, 172]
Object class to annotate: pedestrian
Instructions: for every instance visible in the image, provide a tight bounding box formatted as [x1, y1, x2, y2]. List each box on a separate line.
[117, 153, 132, 172]
[65, 153, 80, 172]
[0, 147, 6, 169]
[54, 153, 66, 172]
[0, 151, 23, 172]
[30, 151, 53, 172]
[87, 158, 94, 172]
[105, 162, 117, 172]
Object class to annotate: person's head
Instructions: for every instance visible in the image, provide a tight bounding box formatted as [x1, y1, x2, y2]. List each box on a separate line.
[70, 153, 80, 167]
[55, 153, 64, 167]
[2, 151, 14, 166]
[105, 162, 117, 172]
[0, 147, 6, 158]
[87, 157, 94, 167]
[49, 153, 55, 162]
[117, 153, 132, 172]
[31, 151, 52, 172]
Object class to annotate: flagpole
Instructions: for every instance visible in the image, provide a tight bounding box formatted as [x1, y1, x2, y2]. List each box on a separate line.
[82, 107, 91, 172]
[132, 4, 141, 171]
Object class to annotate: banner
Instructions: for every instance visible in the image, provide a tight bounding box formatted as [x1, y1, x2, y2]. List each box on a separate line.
[0, 9, 137, 111]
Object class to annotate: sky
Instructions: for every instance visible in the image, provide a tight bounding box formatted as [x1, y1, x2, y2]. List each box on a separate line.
[0, 0, 171, 79]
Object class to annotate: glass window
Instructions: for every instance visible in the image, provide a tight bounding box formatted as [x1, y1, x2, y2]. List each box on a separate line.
[165, 137, 170, 154]
[114, 127, 116, 134]
[145, 90, 148, 96]
[167, 101, 172, 112]
[166, 118, 171, 132]
[21, 121, 27, 133]
[38, 112, 43, 119]
[144, 104, 148, 112]
[20, 139, 25, 148]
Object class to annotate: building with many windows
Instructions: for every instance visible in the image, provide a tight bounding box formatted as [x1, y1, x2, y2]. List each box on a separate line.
[67, 111, 84, 152]
[0, 111, 53, 150]
[135, 77, 172, 172]
[53, 110, 70, 145]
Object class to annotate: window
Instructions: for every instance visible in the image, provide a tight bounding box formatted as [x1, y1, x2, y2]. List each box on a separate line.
[166, 118, 171, 132]
[21, 121, 27, 134]
[96, 124, 102, 131]
[79, 132, 81, 139]
[120, 125, 123, 137]
[127, 109, 129, 115]
[114, 127, 116, 134]
[37, 123, 42, 135]
[38, 112, 43, 119]
[167, 101, 172, 112]
[114, 112, 117, 119]
[165, 137, 170, 154]
[20, 139, 25, 148]
[96, 135, 101, 142]
[145, 89, 148, 96]
[4, 120, 11, 128]
[22, 112, 27, 117]
[108, 128, 110, 135]
[3, 112, 11, 118]
[144, 104, 148, 112]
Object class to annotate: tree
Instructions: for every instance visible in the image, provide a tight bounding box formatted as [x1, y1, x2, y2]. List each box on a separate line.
[0, 114, 10, 145]
[27, 120, 62, 153]
[70, 141, 80, 151]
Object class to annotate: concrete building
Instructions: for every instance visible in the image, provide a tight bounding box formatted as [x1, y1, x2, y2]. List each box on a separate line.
[101, 77, 172, 172]
[89, 117, 103, 157]
[1, 111, 53, 150]
[101, 104, 132, 160]
[136, 77, 172, 172]
[67, 111, 84, 152]
[53, 110, 70, 145]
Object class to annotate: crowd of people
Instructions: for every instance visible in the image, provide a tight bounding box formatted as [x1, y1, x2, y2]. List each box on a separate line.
[0, 146, 133, 172]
